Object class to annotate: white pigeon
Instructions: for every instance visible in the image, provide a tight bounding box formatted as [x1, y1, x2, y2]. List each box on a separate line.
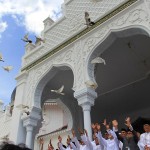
[2, 66, 13, 72]
[51, 85, 65, 95]
[85, 80, 98, 89]
[91, 57, 106, 65]
[84, 12, 95, 27]
[0, 53, 4, 62]
[35, 36, 45, 44]
[21, 33, 32, 43]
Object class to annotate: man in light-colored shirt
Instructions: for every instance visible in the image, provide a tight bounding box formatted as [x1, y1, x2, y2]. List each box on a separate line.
[138, 124, 150, 150]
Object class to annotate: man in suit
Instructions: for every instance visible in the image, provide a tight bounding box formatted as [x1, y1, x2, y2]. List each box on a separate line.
[112, 118, 140, 150]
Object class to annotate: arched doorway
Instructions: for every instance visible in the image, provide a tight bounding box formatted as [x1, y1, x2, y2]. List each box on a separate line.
[88, 27, 150, 131]
[33, 65, 83, 149]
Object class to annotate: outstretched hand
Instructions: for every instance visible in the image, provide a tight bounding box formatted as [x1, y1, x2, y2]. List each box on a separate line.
[102, 119, 107, 126]
[84, 129, 88, 137]
[72, 129, 75, 137]
[58, 135, 62, 142]
[125, 117, 131, 127]
[96, 123, 101, 131]
[112, 120, 118, 128]
[78, 128, 84, 135]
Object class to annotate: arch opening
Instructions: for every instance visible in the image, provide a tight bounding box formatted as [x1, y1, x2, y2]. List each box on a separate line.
[33, 65, 83, 149]
[88, 27, 150, 131]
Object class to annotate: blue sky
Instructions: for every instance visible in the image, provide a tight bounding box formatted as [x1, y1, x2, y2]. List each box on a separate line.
[0, 0, 63, 106]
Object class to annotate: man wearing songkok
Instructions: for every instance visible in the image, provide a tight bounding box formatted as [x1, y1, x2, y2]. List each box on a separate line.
[113, 118, 140, 150]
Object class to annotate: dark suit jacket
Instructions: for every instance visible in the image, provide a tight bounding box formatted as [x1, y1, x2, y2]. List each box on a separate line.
[116, 130, 140, 150]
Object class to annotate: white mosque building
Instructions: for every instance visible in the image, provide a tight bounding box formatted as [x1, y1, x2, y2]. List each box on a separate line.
[0, 0, 150, 149]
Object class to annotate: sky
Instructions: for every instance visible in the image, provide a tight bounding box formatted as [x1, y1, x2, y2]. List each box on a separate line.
[0, 0, 64, 107]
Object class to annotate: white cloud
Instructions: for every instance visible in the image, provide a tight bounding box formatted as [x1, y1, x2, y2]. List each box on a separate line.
[0, 0, 64, 35]
[0, 21, 8, 39]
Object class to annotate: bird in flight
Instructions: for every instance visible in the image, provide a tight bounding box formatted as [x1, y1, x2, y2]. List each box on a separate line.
[35, 36, 45, 44]
[0, 53, 4, 62]
[84, 12, 95, 27]
[21, 33, 32, 43]
[2, 66, 13, 72]
[91, 57, 106, 65]
[51, 85, 65, 95]
[85, 80, 98, 89]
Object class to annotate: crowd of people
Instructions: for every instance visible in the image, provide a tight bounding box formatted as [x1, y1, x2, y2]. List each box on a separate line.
[0, 117, 149, 150]
[39, 117, 150, 150]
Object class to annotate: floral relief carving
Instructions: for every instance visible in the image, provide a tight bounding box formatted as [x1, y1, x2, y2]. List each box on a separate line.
[25, 2, 150, 107]
[111, 8, 149, 27]
[67, 14, 84, 34]
[73, 41, 85, 89]
[25, 49, 76, 107]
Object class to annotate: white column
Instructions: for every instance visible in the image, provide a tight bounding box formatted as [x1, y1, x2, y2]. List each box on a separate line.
[74, 87, 97, 141]
[22, 106, 41, 149]
[82, 103, 92, 139]
[26, 125, 33, 148]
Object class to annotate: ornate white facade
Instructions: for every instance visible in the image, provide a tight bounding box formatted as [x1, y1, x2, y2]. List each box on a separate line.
[1, 0, 150, 149]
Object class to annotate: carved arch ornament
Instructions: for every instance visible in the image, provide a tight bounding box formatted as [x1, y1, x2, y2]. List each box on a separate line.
[24, 3, 150, 108]
[84, 5, 150, 83]
[25, 59, 75, 108]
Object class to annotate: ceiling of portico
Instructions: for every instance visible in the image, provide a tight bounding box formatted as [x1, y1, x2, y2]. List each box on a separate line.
[91, 31, 150, 120]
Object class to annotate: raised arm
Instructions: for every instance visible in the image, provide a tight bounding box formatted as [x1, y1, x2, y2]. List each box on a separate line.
[58, 135, 66, 150]
[80, 129, 93, 150]
[96, 123, 107, 147]
[112, 119, 123, 142]
[71, 129, 80, 150]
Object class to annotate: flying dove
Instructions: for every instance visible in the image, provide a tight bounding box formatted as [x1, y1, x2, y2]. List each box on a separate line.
[85, 80, 98, 89]
[0, 53, 4, 62]
[35, 36, 45, 44]
[21, 33, 32, 43]
[2, 66, 13, 72]
[51, 85, 65, 95]
[91, 57, 106, 65]
[84, 12, 95, 27]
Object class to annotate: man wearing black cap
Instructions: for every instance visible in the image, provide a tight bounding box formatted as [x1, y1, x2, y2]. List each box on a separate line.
[112, 118, 140, 150]
[138, 124, 150, 150]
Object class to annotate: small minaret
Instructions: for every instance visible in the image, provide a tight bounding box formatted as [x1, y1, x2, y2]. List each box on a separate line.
[43, 17, 54, 31]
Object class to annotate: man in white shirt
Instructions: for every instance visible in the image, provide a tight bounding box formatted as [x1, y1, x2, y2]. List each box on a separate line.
[93, 121, 119, 150]
[138, 124, 150, 150]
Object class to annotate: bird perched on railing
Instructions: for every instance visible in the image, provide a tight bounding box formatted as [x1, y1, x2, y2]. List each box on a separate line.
[21, 33, 32, 43]
[0, 53, 4, 62]
[2, 66, 13, 72]
[84, 12, 95, 27]
[51, 85, 65, 95]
